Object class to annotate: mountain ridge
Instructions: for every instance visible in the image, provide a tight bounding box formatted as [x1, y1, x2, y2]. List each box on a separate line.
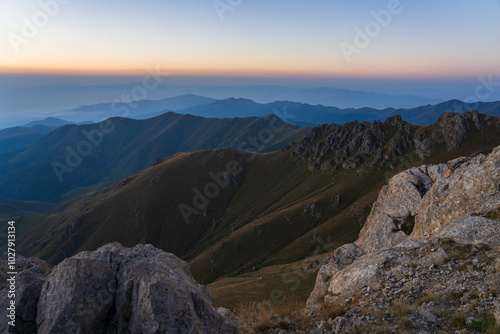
[10, 111, 500, 288]
[0, 112, 309, 202]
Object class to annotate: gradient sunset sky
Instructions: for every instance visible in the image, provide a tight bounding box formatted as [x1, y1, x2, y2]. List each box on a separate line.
[1, 0, 499, 79]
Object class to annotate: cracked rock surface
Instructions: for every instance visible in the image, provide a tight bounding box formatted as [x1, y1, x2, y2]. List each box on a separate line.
[3, 243, 240, 334]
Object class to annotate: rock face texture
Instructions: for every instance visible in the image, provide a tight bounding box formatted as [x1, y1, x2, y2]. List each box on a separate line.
[414, 146, 500, 239]
[2, 243, 240, 334]
[355, 165, 444, 252]
[307, 146, 500, 333]
[0, 256, 52, 334]
[435, 216, 500, 248]
[286, 111, 499, 172]
[307, 244, 365, 311]
[356, 145, 500, 252]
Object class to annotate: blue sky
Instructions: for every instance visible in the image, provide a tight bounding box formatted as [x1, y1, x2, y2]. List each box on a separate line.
[1, 0, 499, 79]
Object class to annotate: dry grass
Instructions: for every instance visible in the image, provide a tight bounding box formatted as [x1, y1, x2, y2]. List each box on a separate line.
[234, 300, 275, 332]
[233, 297, 311, 333]
[442, 238, 455, 245]
[398, 316, 414, 330]
[321, 304, 347, 320]
[349, 325, 364, 334]
[487, 325, 500, 334]
[456, 260, 471, 272]
[374, 327, 392, 334]
[414, 293, 439, 307]
[448, 313, 466, 329]
[390, 301, 412, 317]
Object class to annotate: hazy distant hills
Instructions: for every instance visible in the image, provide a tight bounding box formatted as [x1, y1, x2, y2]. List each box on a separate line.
[66, 94, 216, 122]
[0, 112, 309, 203]
[64, 95, 500, 127]
[182, 85, 441, 109]
[23, 117, 76, 128]
[1, 83, 444, 128]
[14, 111, 500, 283]
[179, 98, 500, 126]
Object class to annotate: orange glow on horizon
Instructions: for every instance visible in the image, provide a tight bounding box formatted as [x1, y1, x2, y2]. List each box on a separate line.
[1, 64, 493, 81]
[1, 58, 497, 81]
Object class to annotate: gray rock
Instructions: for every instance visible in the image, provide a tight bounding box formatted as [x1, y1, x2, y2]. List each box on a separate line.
[37, 243, 240, 334]
[418, 309, 438, 325]
[307, 244, 365, 310]
[356, 167, 436, 252]
[413, 146, 500, 239]
[0, 256, 51, 334]
[435, 216, 500, 248]
[307, 145, 500, 330]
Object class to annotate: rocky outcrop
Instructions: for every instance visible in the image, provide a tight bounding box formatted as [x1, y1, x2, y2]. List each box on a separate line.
[307, 244, 365, 311]
[286, 111, 499, 172]
[355, 166, 445, 252]
[356, 145, 500, 253]
[308, 238, 499, 333]
[2, 243, 240, 334]
[437, 110, 484, 151]
[307, 145, 500, 333]
[414, 146, 500, 239]
[0, 256, 52, 334]
[286, 115, 411, 172]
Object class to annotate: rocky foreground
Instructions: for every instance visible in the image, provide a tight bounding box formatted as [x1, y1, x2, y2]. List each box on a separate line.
[302, 145, 500, 333]
[0, 243, 240, 334]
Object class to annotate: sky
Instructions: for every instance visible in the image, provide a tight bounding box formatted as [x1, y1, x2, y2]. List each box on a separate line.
[1, 0, 500, 79]
[1, 0, 500, 128]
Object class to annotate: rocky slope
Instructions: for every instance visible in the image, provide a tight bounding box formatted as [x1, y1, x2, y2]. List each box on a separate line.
[0, 243, 241, 334]
[286, 110, 499, 172]
[303, 146, 500, 333]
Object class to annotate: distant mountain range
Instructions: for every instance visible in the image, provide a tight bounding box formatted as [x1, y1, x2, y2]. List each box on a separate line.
[1, 82, 446, 128]
[0, 112, 309, 203]
[66, 94, 216, 122]
[175, 98, 500, 126]
[63, 95, 500, 127]
[22, 117, 88, 128]
[160, 85, 442, 109]
[1, 96, 499, 201]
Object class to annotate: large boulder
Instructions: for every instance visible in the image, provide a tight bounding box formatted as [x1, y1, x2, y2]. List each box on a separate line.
[355, 165, 446, 252]
[435, 216, 500, 248]
[413, 146, 500, 239]
[36, 243, 240, 334]
[306, 244, 365, 310]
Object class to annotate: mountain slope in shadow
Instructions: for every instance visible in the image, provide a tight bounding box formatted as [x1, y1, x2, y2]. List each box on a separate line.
[0, 112, 309, 202]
